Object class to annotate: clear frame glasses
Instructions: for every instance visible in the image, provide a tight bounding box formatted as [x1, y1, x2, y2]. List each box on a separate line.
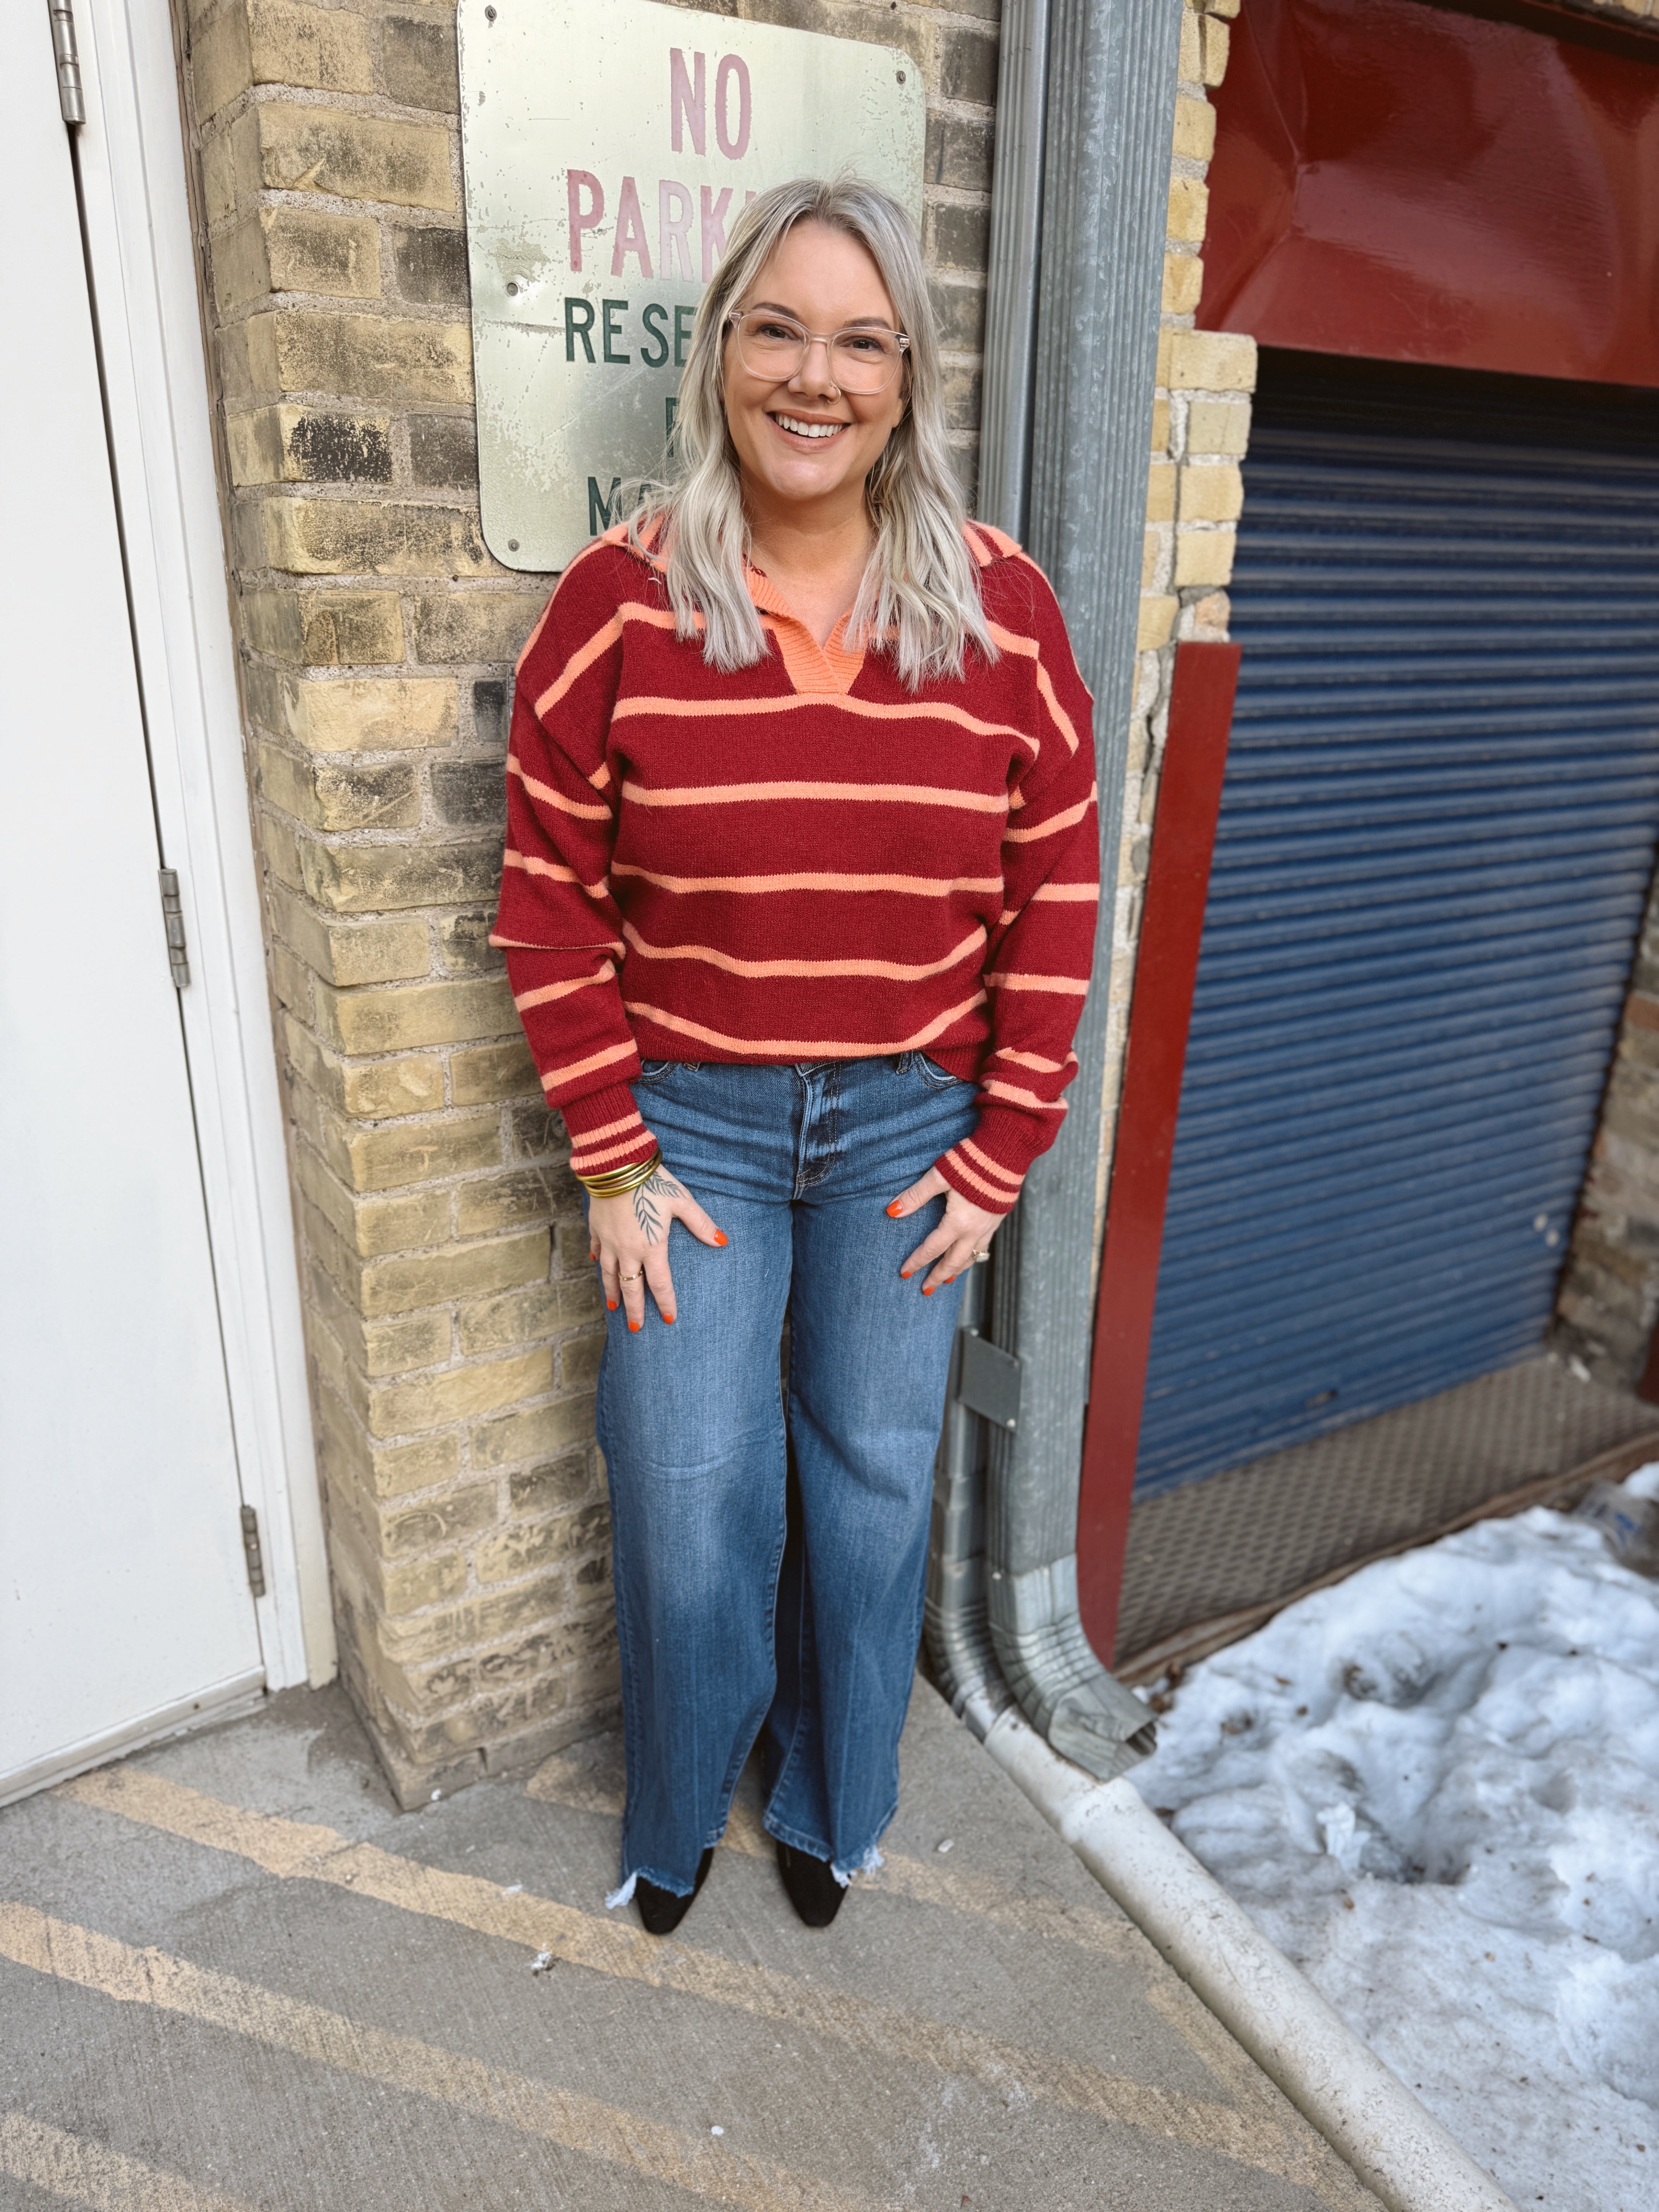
[727, 307, 910, 394]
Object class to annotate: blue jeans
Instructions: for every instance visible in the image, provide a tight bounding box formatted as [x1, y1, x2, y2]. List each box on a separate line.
[594, 1054, 978, 1900]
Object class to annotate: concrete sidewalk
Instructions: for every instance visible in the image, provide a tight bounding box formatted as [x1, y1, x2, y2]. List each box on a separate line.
[0, 1678, 1377, 2212]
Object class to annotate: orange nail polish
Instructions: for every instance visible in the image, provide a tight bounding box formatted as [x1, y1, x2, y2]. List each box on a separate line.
[885, 1200, 903, 1218]
[922, 1283, 935, 1296]
[714, 1231, 728, 1247]
[607, 1299, 618, 1312]
[899, 1269, 912, 1279]
[628, 1319, 641, 1333]
[663, 1313, 675, 1324]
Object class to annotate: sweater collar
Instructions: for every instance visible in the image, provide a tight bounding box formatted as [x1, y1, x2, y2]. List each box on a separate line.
[744, 563, 867, 697]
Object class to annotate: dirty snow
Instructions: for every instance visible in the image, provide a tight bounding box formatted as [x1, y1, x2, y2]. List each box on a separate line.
[1130, 1467, 1659, 2212]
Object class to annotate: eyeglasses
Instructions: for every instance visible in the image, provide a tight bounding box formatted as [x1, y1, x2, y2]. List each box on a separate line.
[727, 307, 910, 395]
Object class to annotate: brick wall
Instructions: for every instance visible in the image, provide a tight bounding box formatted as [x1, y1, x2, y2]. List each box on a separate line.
[1097, 0, 1253, 1216]
[177, 0, 1003, 1807]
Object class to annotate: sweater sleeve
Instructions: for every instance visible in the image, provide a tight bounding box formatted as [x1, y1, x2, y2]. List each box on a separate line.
[491, 548, 659, 1179]
[935, 561, 1099, 1215]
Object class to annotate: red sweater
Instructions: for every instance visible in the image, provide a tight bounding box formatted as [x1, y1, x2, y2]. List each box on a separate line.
[493, 522, 1098, 1214]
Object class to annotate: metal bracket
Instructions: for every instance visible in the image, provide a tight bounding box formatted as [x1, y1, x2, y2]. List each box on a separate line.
[957, 1327, 1022, 1433]
[240, 1506, 266, 1599]
[49, 0, 86, 126]
[158, 869, 190, 989]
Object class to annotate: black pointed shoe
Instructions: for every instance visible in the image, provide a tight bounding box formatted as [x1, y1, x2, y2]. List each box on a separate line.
[635, 1846, 714, 1937]
[776, 1840, 847, 1928]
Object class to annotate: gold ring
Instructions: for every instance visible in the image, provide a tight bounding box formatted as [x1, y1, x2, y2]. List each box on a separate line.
[972, 1250, 991, 1264]
[618, 1270, 641, 1283]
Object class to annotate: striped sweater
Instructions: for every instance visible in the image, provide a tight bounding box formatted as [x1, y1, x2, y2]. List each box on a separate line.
[493, 522, 1098, 1214]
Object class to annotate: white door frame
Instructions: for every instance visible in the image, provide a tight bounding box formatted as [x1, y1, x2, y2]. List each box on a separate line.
[69, 0, 335, 1691]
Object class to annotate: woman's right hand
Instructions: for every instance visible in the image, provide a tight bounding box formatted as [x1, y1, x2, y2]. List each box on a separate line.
[587, 1159, 727, 1331]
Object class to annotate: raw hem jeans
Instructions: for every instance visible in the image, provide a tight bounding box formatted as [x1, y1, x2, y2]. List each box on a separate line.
[593, 1054, 977, 1900]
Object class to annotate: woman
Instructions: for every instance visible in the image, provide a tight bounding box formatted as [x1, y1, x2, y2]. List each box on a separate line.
[495, 176, 1097, 1935]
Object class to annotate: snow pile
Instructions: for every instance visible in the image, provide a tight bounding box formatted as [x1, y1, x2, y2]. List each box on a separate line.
[1131, 1466, 1659, 2212]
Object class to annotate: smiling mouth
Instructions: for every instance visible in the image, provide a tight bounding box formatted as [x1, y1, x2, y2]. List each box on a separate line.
[769, 412, 848, 443]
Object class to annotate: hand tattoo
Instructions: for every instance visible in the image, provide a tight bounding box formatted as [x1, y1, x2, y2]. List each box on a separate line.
[631, 1168, 685, 1244]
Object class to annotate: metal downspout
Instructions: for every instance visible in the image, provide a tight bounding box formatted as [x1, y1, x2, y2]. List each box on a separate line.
[927, 0, 1180, 1780]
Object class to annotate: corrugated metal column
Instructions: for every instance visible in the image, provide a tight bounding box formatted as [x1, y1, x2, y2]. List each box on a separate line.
[931, 0, 1181, 1771]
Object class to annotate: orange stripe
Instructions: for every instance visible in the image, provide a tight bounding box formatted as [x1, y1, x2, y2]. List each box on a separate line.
[993, 1047, 1073, 1074]
[509, 754, 613, 822]
[981, 1078, 1066, 1115]
[512, 532, 622, 673]
[1030, 883, 1099, 900]
[960, 1137, 1024, 1189]
[568, 1111, 646, 1146]
[610, 691, 1038, 756]
[973, 522, 1021, 562]
[513, 964, 616, 1013]
[984, 971, 1090, 994]
[621, 919, 986, 983]
[1003, 792, 1096, 844]
[533, 615, 622, 720]
[507, 845, 610, 889]
[541, 1040, 636, 1092]
[622, 778, 1008, 816]
[611, 863, 1001, 899]
[622, 994, 988, 1059]
[982, 623, 1081, 758]
[945, 1149, 1023, 1206]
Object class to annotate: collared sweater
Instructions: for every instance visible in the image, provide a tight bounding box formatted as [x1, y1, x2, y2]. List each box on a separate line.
[493, 521, 1098, 1215]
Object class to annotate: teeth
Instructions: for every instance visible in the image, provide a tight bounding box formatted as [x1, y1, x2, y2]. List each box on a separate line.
[774, 414, 843, 440]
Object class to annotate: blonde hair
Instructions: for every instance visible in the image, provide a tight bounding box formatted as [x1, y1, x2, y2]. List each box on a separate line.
[629, 174, 993, 689]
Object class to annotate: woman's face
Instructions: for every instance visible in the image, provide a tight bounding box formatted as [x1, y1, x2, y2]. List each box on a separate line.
[722, 220, 908, 515]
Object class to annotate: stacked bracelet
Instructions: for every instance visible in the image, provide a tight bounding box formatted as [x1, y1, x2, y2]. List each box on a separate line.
[576, 1145, 663, 1199]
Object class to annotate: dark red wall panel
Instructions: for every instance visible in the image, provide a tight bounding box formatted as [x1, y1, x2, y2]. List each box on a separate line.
[1199, 0, 1659, 388]
[1078, 643, 1240, 1667]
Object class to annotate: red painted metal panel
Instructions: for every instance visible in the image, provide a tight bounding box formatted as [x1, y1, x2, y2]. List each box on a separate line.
[1077, 642, 1241, 1665]
[1198, 0, 1659, 388]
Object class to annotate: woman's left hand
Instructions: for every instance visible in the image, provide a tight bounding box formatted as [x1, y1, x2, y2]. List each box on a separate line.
[885, 1168, 1006, 1293]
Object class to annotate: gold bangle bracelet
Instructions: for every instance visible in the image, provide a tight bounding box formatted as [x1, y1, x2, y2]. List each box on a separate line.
[577, 1146, 663, 1198]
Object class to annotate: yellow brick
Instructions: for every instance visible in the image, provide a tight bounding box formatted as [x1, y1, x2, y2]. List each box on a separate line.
[325, 1110, 502, 1196]
[243, 587, 405, 667]
[1141, 530, 1162, 591]
[371, 1480, 501, 1551]
[297, 835, 501, 917]
[318, 1383, 464, 1500]
[270, 938, 311, 1016]
[368, 1349, 551, 1439]
[1150, 397, 1171, 453]
[1203, 0, 1241, 17]
[1155, 328, 1174, 386]
[1162, 254, 1204, 317]
[286, 1013, 446, 1121]
[194, 0, 374, 119]
[1178, 462, 1244, 524]
[1168, 329, 1258, 392]
[1137, 596, 1178, 651]
[215, 208, 381, 313]
[314, 974, 515, 1056]
[1166, 176, 1209, 245]
[244, 310, 471, 406]
[1179, 9, 1202, 80]
[263, 498, 495, 579]
[1172, 95, 1216, 163]
[299, 1152, 452, 1265]
[472, 1397, 598, 1475]
[452, 1038, 538, 1106]
[1174, 526, 1237, 587]
[228, 404, 394, 488]
[412, 594, 545, 666]
[257, 738, 420, 832]
[1145, 459, 1176, 524]
[266, 882, 429, 988]
[201, 127, 237, 223]
[475, 1497, 608, 1583]
[359, 1232, 550, 1319]
[229, 100, 454, 214]
[253, 668, 455, 752]
[1201, 17, 1230, 86]
[455, 1168, 563, 1240]
[311, 1265, 451, 1379]
[1186, 397, 1251, 456]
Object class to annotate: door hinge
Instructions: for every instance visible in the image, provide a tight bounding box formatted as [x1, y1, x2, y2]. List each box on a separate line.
[159, 869, 191, 989]
[49, 0, 86, 126]
[240, 1505, 267, 1598]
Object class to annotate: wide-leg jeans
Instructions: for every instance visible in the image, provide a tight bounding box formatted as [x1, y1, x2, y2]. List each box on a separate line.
[593, 1053, 978, 1901]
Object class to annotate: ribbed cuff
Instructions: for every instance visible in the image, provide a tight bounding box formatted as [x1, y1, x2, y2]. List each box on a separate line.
[559, 1081, 659, 1179]
[936, 1104, 1050, 1215]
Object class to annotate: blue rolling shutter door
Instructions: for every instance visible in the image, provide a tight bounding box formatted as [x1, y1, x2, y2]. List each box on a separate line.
[1135, 354, 1659, 1500]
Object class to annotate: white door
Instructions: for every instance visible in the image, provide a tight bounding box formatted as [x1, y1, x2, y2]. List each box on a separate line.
[0, 7, 264, 1802]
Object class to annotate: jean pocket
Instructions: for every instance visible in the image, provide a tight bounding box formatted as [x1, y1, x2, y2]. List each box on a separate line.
[633, 1058, 679, 1089]
[902, 1051, 969, 1093]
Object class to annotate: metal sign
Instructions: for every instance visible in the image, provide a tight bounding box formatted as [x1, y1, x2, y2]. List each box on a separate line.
[457, 0, 925, 573]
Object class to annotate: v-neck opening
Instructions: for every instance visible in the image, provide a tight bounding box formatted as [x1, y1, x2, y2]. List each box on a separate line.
[745, 563, 867, 696]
